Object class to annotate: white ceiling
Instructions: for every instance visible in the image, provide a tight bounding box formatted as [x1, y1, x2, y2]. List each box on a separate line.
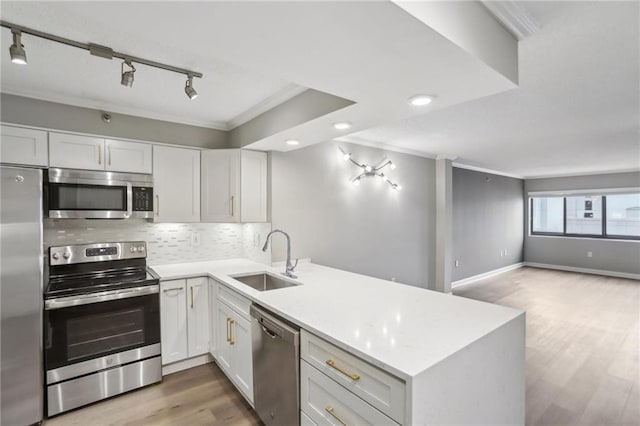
[342, 1, 640, 178]
[2, 2, 632, 178]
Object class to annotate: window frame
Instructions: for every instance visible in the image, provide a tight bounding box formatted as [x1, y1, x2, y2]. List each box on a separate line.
[530, 194, 640, 241]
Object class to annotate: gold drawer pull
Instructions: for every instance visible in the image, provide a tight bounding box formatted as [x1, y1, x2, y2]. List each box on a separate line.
[326, 359, 360, 381]
[162, 287, 183, 292]
[325, 406, 348, 426]
[226, 318, 231, 343]
[229, 319, 235, 345]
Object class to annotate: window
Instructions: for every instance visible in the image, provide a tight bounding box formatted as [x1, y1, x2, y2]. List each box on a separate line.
[531, 197, 564, 233]
[606, 194, 640, 237]
[566, 196, 602, 235]
[530, 192, 640, 240]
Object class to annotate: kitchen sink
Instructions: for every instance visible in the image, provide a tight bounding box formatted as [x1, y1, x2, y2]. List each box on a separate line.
[231, 272, 301, 292]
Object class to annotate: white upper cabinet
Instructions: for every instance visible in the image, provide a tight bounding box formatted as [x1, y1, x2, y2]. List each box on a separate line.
[201, 149, 240, 222]
[153, 145, 200, 223]
[240, 150, 268, 222]
[201, 149, 267, 223]
[0, 125, 48, 167]
[105, 139, 152, 174]
[49, 132, 105, 170]
[49, 132, 152, 173]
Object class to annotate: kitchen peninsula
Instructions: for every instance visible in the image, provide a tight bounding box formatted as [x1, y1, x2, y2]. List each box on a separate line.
[151, 259, 525, 425]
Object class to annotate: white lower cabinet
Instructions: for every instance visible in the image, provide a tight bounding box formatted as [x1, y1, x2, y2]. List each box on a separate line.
[301, 361, 400, 426]
[213, 281, 254, 404]
[301, 410, 318, 426]
[160, 278, 209, 366]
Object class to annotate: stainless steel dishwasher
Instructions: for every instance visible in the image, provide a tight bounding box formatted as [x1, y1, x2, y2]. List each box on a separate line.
[250, 304, 300, 426]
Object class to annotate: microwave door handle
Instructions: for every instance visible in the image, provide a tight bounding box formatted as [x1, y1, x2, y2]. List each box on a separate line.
[126, 183, 133, 218]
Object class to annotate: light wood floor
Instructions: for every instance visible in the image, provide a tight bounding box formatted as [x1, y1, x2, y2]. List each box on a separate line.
[45, 267, 638, 426]
[44, 362, 261, 426]
[454, 266, 639, 426]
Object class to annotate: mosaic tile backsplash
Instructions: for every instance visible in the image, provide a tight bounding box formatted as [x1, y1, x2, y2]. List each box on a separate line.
[44, 219, 272, 265]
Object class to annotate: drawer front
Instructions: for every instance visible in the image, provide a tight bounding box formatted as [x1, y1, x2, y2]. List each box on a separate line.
[301, 331, 405, 424]
[301, 360, 400, 426]
[216, 282, 251, 319]
[301, 410, 319, 426]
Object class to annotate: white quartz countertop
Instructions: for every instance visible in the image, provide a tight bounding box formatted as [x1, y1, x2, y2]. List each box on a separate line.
[150, 259, 524, 380]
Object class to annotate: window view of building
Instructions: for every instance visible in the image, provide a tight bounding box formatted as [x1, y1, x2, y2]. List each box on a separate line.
[606, 193, 640, 237]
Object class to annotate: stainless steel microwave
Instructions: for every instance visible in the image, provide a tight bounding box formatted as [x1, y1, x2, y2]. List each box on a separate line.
[47, 168, 154, 219]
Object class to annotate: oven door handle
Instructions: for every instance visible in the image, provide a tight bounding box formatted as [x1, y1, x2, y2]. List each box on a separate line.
[44, 285, 159, 310]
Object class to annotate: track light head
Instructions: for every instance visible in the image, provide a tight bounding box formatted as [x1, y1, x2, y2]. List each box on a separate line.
[121, 59, 135, 87]
[9, 29, 27, 65]
[185, 75, 198, 100]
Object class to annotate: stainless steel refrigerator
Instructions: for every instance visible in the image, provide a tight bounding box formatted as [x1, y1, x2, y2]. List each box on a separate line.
[1, 166, 44, 425]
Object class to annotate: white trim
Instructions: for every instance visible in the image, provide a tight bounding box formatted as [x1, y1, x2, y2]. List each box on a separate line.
[335, 136, 437, 159]
[481, 1, 540, 40]
[2, 89, 229, 130]
[524, 168, 640, 179]
[436, 154, 458, 161]
[227, 84, 307, 129]
[527, 187, 640, 197]
[452, 162, 523, 179]
[527, 234, 640, 244]
[524, 262, 640, 281]
[452, 263, 524, 289]
[162, 353, 212, 376]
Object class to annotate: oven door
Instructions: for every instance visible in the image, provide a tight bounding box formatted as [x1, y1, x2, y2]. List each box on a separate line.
[44, 288, 160, 380]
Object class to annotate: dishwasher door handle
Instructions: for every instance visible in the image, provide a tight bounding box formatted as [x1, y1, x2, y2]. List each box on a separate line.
[261, 324, 279, 339]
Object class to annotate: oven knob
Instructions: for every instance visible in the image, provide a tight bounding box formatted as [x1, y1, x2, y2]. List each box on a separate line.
[138, 246, 145, 252]
[63, 252, 71, 259]
[52, 253, 60, 260]
[130, 246, 137, 253]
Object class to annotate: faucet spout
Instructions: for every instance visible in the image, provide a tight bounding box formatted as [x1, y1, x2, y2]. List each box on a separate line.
[262, 229, 298, 278]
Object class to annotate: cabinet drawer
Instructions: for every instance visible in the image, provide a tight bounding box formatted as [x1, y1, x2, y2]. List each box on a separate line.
[216, 282, 251, 319]
[301, 331, 405, 424]
[301, 360, 400, 426]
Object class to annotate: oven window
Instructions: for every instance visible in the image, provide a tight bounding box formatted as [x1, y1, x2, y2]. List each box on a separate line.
[49, 184, 127, 211]
[45, 295, 160, 371]
[66, 308, 145, 361]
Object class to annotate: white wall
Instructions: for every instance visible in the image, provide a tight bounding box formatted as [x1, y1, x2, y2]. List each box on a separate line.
[270, 141, 436, 289]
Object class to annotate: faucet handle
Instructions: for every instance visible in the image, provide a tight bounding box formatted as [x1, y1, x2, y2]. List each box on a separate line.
[291, 258, 299, 271]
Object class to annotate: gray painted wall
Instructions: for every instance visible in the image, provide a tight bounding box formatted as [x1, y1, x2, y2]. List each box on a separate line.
[452, 167, 524, 281]
[524, 171, 640, 275]
[1, 94, 228, 149]
[270, 141, 436, 289]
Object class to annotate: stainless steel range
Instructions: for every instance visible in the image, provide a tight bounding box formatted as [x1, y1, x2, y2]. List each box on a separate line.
[44, 241, 161, 417]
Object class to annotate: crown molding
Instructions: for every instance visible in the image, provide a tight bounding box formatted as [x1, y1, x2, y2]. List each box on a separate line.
[523, 168, 640, 180]
[1, 87, 229, 130]
[436, 154, 458, 161]
[227, 83, 307, 130]
[335, 136, 437, 159]
[452, 162, 523, 179]
[481, 1, 540, 40]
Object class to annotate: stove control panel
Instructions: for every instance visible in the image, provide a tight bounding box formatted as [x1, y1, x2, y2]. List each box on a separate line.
[49, 241, 147, 266]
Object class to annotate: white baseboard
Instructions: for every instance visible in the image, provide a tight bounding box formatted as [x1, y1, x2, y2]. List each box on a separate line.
[162, 353, 212, 376]
[524, 262, 640, 281]
[452, 263, 524, 289]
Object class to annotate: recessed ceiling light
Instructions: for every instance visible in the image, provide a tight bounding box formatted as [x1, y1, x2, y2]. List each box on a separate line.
[286, 139, 300, 146]
[408, 95, 434, 107]
[333, 121, 352, 130]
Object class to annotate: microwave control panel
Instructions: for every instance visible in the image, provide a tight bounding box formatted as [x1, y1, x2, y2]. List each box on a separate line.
[132, 187, 153, 212]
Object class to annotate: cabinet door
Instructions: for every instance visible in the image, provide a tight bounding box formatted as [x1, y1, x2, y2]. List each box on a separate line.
[201, 149, 240, 222]
[215, 302, 235, 374]
[49, 132, 105, 170]
[187, 277, 210, 357]
[208, 280, 217, 357]
[160, 280, 188, 365]
[0, 125, 48, 166]
[153, 145, 200, 223]
[105, 139, 152, 174]
[231, 313, 254, 403]
[240, 150, 267, 222]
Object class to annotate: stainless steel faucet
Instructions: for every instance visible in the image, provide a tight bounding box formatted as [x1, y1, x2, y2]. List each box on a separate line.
[262, 229, 298, 278]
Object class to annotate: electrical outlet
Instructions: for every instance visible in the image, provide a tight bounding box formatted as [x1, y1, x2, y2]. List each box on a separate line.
[253, 232, 261, 247]
[587, 251, 593, 258]
[191, 232, 201, 247]
[391, 277, 397, 282]
[500, 250, 504, 257]
[455, 260, 460, 267]
[504, 249, 508, 256]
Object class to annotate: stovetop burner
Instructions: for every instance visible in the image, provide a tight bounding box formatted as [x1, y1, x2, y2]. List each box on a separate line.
[46, 241, 158, 299]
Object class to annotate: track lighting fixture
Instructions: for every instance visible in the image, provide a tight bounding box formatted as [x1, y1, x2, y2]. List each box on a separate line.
[9, 29, 26, 65]
[185, 75, 198, 100]
[1, 20, 203, 98]
[339, 147, 402, 190]
[120, 59, 135, 87]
